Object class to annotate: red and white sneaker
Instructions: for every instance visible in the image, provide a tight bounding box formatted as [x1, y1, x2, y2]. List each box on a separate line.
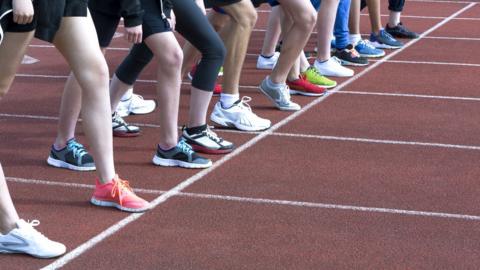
[91, 175, 150, 212]
[287, 75, 326, 97]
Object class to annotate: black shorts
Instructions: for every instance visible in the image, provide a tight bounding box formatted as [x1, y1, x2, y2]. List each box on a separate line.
[90, 9, 121, 47]
[0, 0, 88, 42]
[204, 0, 242, 8]
[141, 0, 172, 39]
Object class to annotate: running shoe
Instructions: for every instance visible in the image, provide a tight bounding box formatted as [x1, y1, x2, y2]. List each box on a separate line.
[116, 93, 156, 117]
[354, 39, 386, 58]
[112, 112, 140, 137]
[91, 175, 150, 212]
[256, 52, 280, 70]
[385, 22, 419, 39]
[182, 125, 234, 154]
[47, 138, 96, 171]
[369, 29, 404, 49]
[210, 96, 271, 131]
[287, 76, 326, 97]
[259, 78, 301, 111]
[152, 139, 212, 169]
[302, 66, 337, 89]
[0, 219, 66, 258]
[333, 44, 369, 66]
[313, 57, 354, 77]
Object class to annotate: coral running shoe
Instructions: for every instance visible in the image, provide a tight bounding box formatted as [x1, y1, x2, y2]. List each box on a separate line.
[91, 175, 150, 212]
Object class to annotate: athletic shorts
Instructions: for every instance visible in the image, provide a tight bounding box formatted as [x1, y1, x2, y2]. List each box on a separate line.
[204, 0, 242, 8]
[0, 0, 87, 42]
[212, 0, 268, 13]
[141, 0, 172, 38]
[90, 9, 121, 47]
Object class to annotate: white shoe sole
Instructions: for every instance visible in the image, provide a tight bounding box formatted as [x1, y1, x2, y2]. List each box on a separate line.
[90, 198, 150, 213]
[152, 155, 212, 169]
[210, 113, 271, 131]
[47, 156, 96, 171]
[289, 89, 325, 97]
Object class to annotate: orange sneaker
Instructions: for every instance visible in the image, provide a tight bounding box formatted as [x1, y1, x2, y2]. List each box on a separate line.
[90, 175, 150, 212]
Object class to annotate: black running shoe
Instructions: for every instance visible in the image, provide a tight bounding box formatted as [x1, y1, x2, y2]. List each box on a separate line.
[385, 22, 419, 39]
[333, 44, 369, 66]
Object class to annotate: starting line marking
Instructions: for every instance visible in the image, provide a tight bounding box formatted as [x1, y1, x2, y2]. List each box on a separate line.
[7, 177, 480, 222]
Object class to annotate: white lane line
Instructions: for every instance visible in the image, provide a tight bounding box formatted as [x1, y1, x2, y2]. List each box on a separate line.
[4, 110, 480, 151]
[339, 91, 480, 102]
[178, 192, 480, 221]
[426, 36, 480, 41]
[383, 60, 480, 67]
[8, 177, 480, 222]
[38, 4, 480, 268]
[271, 133, 480, 151]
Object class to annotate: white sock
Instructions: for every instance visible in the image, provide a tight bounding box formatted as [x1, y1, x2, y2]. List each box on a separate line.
[389, 12, 401, 27]
[220, 93, 239, 108]
[120, 88, 134, 102]
[349, 34, 362, 46]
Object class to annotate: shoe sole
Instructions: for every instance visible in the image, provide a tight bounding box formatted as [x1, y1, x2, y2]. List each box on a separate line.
[152, 155, 212, 169]
[210, 113, 271, 132]
[369, 41, 402, 49]
[337, 58, 369, 67]
[256, 64, 275, 70]
[358, 53, 385, 58]
[0, 248, 66, 259]
[90, 198, 150, 213]
[289, 89, 325, 97]
[47, 157, 96, 171]
[191, 144, 234, 155]
[113, 131, 141, 138]
[259, 84, 301, 111]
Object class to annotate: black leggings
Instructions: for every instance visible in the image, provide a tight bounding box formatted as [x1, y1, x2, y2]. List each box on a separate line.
[360, 0, 404, 12]
[115, 0, 226, 92]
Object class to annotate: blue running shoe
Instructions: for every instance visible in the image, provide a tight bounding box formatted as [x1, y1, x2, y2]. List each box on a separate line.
[355, 40, 386, 58]
[369, 29, 403, 49]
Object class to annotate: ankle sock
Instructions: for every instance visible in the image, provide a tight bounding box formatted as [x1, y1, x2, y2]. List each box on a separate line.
[220, 93, 239, 108]
[120, 88, 133, 102]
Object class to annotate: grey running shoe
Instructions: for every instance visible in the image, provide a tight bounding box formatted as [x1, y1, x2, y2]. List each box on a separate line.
[152, 139, 212, 169]
[259, 77, 301, 111]
[112, 112, 140, 137]
[47, 138, 96, 171]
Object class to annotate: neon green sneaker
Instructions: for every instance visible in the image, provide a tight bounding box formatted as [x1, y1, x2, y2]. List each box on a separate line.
[302, 66, 337, 89]
[218, 66, 223, 77]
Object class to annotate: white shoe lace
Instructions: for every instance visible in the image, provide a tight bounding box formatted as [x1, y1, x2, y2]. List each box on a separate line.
[204, 126, 222, 143]
[23, 220, 50, 242]
[279, 86, 292, 104]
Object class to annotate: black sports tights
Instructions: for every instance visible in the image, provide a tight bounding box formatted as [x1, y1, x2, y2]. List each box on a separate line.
[115, 0, 226, 91]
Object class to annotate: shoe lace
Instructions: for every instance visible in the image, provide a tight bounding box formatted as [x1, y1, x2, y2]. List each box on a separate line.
[279, 85, 292, 104]
[307, 67, 324, 79]
[24, 220, 50, 241]
[237, 96, 253, 112]
[112, 112, 126, 125]
[381, 29, 396, 42]
[178, 139, 194, 156]
[110, 177, 133, 206]
[204, 126, 222, 143]
[66, 139, 88, 159]
[331, 56, 342, 65]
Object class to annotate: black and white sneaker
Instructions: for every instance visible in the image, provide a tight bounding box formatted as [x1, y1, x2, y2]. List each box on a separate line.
[182, 125, 234, 154]
[152, 139, 212, 169]
[112, 112, 140, 137]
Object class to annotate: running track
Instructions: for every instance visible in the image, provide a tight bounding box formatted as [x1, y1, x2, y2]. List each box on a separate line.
[2, 0, 480, 269]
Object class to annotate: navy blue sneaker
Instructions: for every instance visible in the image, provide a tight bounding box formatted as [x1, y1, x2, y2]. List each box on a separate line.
[385, 22, 419, 39]
[369, 29, 404, 49]
[152, 139, 212, 169]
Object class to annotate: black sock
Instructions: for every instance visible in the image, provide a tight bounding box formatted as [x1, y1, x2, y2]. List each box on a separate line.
[185, 124, 207, 135]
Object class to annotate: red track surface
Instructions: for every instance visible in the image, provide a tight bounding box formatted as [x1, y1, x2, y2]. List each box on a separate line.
[2, 1, 480, 269]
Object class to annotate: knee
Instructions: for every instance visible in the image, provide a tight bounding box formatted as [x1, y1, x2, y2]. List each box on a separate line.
[159, 46, 183, 71]
[89, 60, 110, 83]
[235, 6, 257, 29]
[294, 6, 317, 31]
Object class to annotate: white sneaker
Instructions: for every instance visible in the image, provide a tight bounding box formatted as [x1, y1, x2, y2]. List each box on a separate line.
[0, 219, 66, 258]
[116, 93, 156, 117]
[256, 52, 280, 70]
[313, 57, 354, 77]
[210, 97, 271, 131]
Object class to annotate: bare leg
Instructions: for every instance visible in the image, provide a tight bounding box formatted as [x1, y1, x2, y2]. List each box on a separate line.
[144, 32, 183, 149]
[316, 0, 339, 62]
[261, 6, 282, 56]
[270, 0, 316, 84]
[0, 164, 20, 234]
[53, 15, 115, 183]
[366, 0, 382, 34]
[349, 0, 360, 35]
